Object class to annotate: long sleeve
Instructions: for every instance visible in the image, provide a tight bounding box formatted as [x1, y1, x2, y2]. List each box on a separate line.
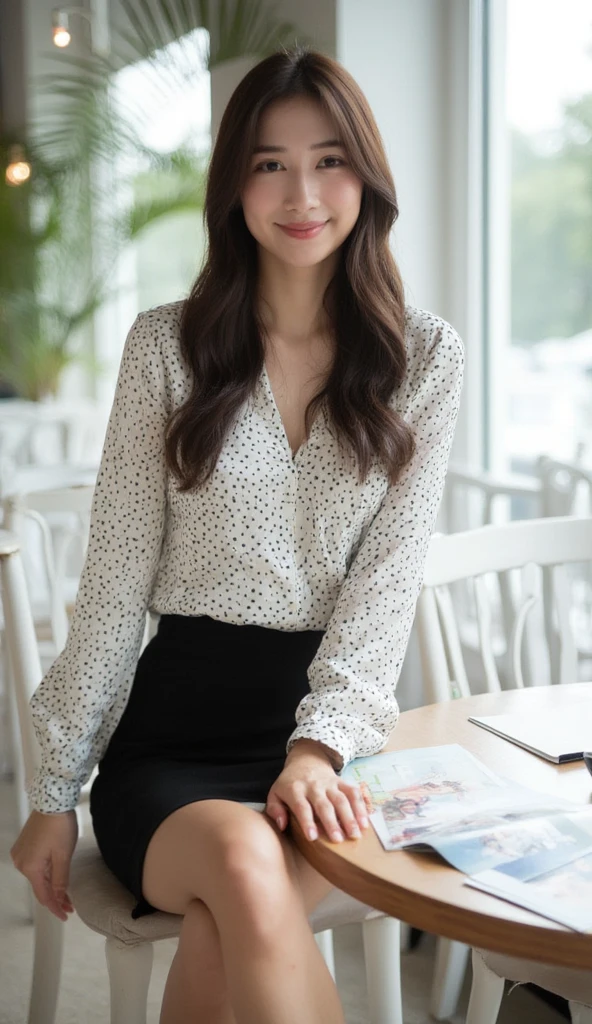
[26, 312, 169, 813]
[286, 319, 464, 770]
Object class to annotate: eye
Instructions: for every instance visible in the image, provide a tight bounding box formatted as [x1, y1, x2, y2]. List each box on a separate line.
[318, 156, 346, 168]
[254, 160, 284, 173]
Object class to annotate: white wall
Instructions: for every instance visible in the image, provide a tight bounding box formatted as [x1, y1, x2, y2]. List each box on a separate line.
[336, 0, 483, 469]
[337, 0, 448, 315]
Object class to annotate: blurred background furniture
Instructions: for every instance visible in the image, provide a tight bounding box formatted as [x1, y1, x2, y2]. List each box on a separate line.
[1, 484, 96, 828]
[467, 947, 592, 1024]
[416, 515, 592, 1021]
[0, 400, 106, 499]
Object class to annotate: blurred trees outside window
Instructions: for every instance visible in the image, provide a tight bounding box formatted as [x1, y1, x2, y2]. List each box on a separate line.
[506, 0, 592, 470]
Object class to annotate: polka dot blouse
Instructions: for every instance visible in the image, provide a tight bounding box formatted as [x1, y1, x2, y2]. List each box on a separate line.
[26, 300, 464, 814]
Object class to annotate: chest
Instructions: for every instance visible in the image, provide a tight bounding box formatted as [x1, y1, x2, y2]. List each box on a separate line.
[264, 345, 333, 458]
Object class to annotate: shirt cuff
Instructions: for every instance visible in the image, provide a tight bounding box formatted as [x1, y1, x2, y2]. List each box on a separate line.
[25, 769, 81, 814]
[286, 725, 357, 774]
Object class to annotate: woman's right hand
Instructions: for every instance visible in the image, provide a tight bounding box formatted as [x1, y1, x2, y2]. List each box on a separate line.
[10, 809, 78, 921]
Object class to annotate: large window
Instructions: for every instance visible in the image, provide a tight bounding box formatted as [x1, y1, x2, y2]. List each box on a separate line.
[505, 0, 592, 474]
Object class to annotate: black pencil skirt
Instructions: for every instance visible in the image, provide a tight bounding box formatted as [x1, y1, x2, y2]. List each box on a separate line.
[89, 613, 325, 918]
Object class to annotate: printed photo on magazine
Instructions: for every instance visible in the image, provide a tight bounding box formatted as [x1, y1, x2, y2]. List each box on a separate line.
[466, 848, 592, 932]
[340, 744, 575, 852]
[341, 744, 592, 931]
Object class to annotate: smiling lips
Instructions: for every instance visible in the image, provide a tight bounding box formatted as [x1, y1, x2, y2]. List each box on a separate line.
[277, 221, 328, 239]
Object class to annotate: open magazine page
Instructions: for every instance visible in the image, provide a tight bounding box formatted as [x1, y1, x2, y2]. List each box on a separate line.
[342, 743, 592, 931]
[421, 806, 592, 874]
[341, 745, 573, 853]
[466, 821, 592, 932]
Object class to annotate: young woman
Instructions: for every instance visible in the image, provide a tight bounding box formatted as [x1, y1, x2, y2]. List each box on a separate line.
[11, 46, 464, 1024]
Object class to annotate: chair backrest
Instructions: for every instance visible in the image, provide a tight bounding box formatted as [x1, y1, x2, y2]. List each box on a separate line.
[442, 462, 542, 532]
[416, 516, 592, 703]
[2, 482, 157, 661]
[3, 485, 96, 655]
[535, 455, 592, 518]
[0, 532, 44, 779]
[0, 461, 98, 502]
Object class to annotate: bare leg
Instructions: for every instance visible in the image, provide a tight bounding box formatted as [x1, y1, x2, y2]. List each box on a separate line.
[159, 898, 236, 1024]
[143, 800, 344, 1024]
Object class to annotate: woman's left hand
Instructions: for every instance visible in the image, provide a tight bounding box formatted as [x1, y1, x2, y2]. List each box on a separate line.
[265, 740, 370, 843]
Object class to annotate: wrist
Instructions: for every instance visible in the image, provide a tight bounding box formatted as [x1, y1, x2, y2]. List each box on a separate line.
[286, 739, 342, 771]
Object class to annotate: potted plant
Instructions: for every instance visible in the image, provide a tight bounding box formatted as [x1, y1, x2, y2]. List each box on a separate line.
[0, 0, 305, 400]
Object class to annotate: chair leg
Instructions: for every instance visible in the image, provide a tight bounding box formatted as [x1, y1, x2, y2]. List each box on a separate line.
[465, 948, 505, 1024]
[4, 635, 29, 832]
[399, 920, 412, 952]
[429, 937, 470, 1019]
[570, 1002, 592, 1024]
[315, 929, 336, 981]
[105, 937, 154, 1024]
[362, 916, 403, 1024]
[28, 904, 65, 1024]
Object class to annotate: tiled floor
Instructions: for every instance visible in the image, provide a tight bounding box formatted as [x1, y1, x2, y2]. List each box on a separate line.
[0, 779, 566, 1023]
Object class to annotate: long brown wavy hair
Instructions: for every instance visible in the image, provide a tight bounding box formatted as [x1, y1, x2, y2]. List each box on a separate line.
[166, 45, 415, 490]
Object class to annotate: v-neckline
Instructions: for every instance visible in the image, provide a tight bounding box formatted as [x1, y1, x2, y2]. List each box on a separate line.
[260, 361, 323, 463]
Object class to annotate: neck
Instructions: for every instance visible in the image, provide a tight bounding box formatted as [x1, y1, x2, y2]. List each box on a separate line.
[256, 247, 338, 348]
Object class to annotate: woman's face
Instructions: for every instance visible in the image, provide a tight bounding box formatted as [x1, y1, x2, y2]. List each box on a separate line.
[240, 95, 363, 270]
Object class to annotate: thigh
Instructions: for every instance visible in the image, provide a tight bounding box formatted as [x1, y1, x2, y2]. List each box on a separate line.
[142, 798, 334, 918]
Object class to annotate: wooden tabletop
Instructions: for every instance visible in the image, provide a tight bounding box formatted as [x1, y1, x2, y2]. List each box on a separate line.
[291, 683, 592, 967]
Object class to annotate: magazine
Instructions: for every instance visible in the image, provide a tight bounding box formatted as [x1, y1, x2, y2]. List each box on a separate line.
[341, 744, 592, 932]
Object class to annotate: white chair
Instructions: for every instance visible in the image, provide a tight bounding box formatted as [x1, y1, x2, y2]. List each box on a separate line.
[0, 399, 108, 477]
[2, 485, 98, 830]
[0, 471, 97, 779]
[536, 457, 592, 671]
[536, 455, 592, 519]
[1, 529, 404, 1024]
[466, 948, 592, 1024]
[416, 515, 592, 1023]
[443, 462, 542, 533]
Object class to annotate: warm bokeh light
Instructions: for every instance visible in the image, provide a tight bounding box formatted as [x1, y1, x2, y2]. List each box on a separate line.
[52, 26, 72, 47]
[5, 160, 31, 186]
[5, 146, 31, 187]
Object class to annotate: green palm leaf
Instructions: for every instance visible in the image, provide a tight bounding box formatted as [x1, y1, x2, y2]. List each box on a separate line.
[1, 0, 308, 399]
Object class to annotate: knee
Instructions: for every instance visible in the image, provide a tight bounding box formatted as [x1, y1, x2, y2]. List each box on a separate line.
[214, 820, 297, 933]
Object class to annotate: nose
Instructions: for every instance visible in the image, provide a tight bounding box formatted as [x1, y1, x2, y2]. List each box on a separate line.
[283, 169, 320, 213]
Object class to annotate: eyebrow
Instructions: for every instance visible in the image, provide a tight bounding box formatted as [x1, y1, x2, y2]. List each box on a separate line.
[252, 138, 344, 155]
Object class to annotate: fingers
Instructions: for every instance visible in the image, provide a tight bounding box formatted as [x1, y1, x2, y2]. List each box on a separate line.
[265, 795, 288, 831]
[340, 780, 371, 830]
[51, 852, 74, 912]
[290, 792, 320, 841]
[12, 854, 74, 922]
[286, 781, 370, 843]
[28, 868, 70, 922]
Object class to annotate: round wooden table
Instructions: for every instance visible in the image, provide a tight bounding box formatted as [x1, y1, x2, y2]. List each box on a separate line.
[291, 683, 592, 968]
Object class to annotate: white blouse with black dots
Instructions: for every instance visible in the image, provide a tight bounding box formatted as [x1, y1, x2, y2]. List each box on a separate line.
[26, 300, 464, 814]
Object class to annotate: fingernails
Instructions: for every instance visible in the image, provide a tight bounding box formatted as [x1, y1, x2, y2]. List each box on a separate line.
[360, 817, 369, 829]
[332, 831, 343, 843]
[350, 826, 361, 838]
[308, 827, 318, 840]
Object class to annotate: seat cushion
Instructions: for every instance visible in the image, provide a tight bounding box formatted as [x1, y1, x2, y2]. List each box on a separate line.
[70, 834, 384, 946]
[475, 948, 592, 1006]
